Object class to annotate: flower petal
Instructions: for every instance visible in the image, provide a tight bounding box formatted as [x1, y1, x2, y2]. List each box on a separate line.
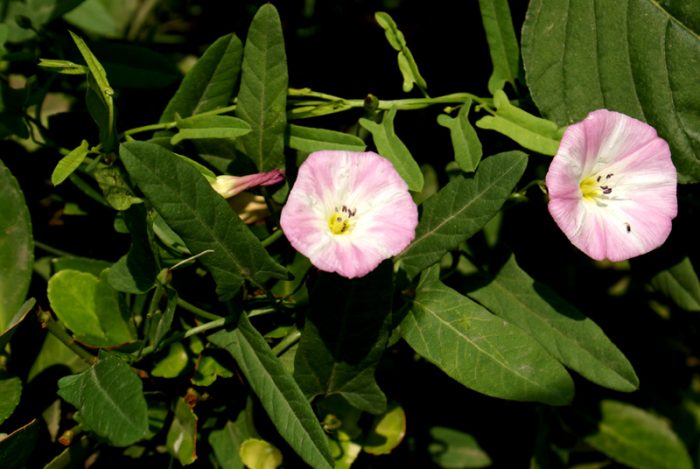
[280, 150, 418, 278]
[547, 109, 677, 261]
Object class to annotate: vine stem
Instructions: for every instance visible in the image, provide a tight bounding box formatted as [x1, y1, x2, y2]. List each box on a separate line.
[121, 91, 492, 136]
[271, 327, 301, 356]
[39, 310, 97, 365]
[176, 297, 223, 321]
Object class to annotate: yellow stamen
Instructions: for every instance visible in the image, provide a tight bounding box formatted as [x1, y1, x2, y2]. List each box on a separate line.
[328, 213, 351, 235]
[580, 177, 600, 200]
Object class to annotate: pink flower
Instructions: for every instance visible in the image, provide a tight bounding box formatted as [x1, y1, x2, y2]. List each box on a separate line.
[210, 169, 284, 199]
[280, 150, 418, 278]
[546, 109, 677, 261]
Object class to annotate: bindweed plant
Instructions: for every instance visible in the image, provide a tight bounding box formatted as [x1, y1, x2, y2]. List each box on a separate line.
[1, 1, 699, 468]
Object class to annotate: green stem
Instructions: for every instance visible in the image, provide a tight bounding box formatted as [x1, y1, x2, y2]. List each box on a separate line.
[135, 316, 233, 359]
[271, 327, 301, 356]
[121, 121, 176, 137]
[176, 297, 224, 321]
[34, 240, 77, 258]
[40, 311, 97, 365]
[261, 229, 284, 248]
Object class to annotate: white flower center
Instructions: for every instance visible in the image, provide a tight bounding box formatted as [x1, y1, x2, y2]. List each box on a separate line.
[327, 205, 357, 235]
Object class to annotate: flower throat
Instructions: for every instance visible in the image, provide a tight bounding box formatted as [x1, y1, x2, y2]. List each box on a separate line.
[328, 205, 356, 235]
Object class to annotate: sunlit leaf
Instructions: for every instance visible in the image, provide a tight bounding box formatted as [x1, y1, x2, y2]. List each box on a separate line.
[363, 404, 406, 455]
[151, 342, 189, 378]
[166, 397, 198, 465]
[209, 407, 256, 469]
[48, 269, 136, 346]
[239, 438, 283, 469]
[51, 140, 90, 186]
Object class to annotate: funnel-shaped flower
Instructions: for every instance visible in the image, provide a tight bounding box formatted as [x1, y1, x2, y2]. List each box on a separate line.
[211, 169, 284, 199]
[546, 109, 677, 261]
[280, 150, 418, 278]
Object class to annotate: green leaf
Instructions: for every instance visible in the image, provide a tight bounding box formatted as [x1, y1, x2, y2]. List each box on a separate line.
[3, 0, 83, 43]
[235, 4, 288, 171]
[479, 0, 520, 94]
[57, 352, 149, 447]
[363, 404, 406, 455]
[475, 90, 563, 155]
[151, 342, 189, 378]
[398, 151, 527, 278]
[374, 12, 427, 93]
[160, 33, 243, 122]
[0, 420, 40, 469]
[166, 397, 198, 465]
[47, 269, 136, 346]
[52, 256, 111, 277]
[0, 377, 22, 425]
[209, 409, 256, 469]
[64, 0, 137, 38]
[649, 257, 700, 312]
[94, 166, 143, 211]
[44, 435, 91, 469]
[521, 0, 700, 183]
[401, 267, 574, 405]
[294, 263, 393, 414]
[69, 31, 115, 150]
[428, 426, 492, 469]
[27, 333, 89, 382]
[209, 313, 334, 469]
[287, 124, 367, 153]
[358, 107, 424, 191]
[584, 400, 693, 469]
[91, 42, 180, 90]
[0, 160, 33, 332]
[147, 287, 177, 350]
[191, 353, 233, 386]
[239, 439, 283, 469]
[160, 34, 243, 122]
[51, 140, 90, 186]
[0, 298, 34, 351]
[171, 115, 252, 146]
[658, 0, 700, 34]
[468, 255, 639, 392]
[120, 141, 288, 300]
[437, 101, 483, 172]
[107, 204, 158, 294]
